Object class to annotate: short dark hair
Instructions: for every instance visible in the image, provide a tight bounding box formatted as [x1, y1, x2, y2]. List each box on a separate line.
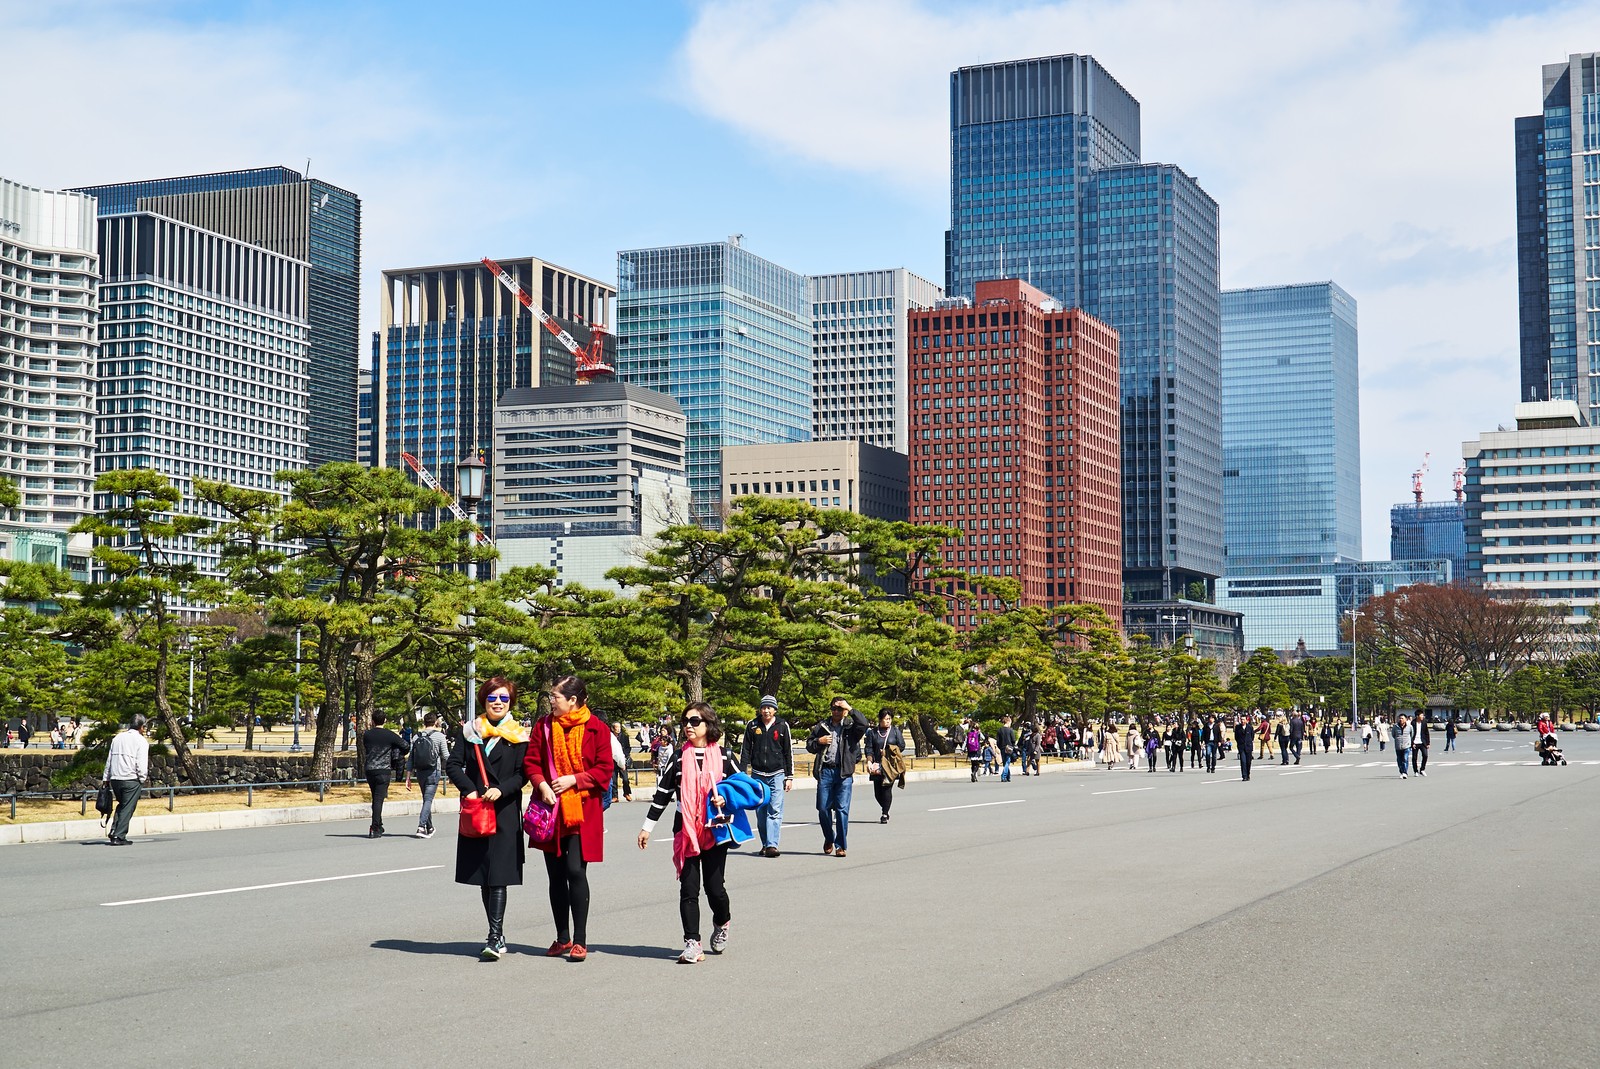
[550, 675, 587, 707]
[372, 710, 387, 726]
[684, 701, 722, 745]
[422, 712, 438, 727]
[477, 677, 518, 711]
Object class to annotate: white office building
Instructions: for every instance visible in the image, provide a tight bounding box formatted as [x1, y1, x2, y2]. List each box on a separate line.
[811, 268, 941, 454]
[0, 177, 99, 581]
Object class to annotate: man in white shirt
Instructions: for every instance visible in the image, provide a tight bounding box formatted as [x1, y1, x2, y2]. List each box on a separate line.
[102, 715, 150, 845]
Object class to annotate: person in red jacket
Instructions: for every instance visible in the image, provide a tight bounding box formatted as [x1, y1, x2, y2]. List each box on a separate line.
[525, 675, 614, 963]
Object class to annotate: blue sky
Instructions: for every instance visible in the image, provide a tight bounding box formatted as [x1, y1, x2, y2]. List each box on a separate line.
[4, 0, 1597, 557]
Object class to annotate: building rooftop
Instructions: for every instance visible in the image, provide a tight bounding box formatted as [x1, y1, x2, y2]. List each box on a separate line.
[497, 382, 682, 415]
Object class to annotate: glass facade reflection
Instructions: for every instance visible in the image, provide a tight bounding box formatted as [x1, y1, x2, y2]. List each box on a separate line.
[616, 240, 810, 523]
[1390, 501, 1466, 579]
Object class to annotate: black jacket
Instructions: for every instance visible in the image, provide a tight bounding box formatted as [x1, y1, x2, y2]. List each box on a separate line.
[741, 717, 793, 776]
[361, 727, 409, 773]
[807, 710, 868, 772]
[864, 725, 906, 764]
[1233, 723, 1255, 752]
[997, 725, 1017, 756]
[446, 737, 528, 887]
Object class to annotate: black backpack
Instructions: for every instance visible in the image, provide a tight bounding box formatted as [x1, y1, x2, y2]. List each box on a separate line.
[410, 731, 439, 771]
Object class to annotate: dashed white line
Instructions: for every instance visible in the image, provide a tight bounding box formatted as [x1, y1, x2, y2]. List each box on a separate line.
[1092, 787, 1155, 796]
[103, 865, 443, 907]
[927, 799, 1028, 812]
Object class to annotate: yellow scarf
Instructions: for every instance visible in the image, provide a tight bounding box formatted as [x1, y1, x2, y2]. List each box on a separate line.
[551, 705, 593, 831]
[476, 712, 528, 746]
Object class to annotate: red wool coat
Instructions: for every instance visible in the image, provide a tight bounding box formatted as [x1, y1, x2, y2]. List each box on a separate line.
[525, 714, 615, 863]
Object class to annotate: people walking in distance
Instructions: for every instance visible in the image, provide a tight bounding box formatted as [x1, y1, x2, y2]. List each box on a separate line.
[639, 703, 740, 964]
[525, 674, 614, 963]
[865, 710, 906, 823]
[1099, 721, 1121, 770]
[740, 695, 793, 857]
[611, 722, 634, 804]
[1320, 717, 1333, 755]
[1288, 711, 1305, 764]
[1126, 721, 1142, 772]
[361, 710, 410, 838]
[1361, 720, 1372, 752]
[1203, 715, 1223, 774]
[1233, 716, 1254, 781]
[1165, 721, 1184, 772]
[997, 715, 1017, 782]
[964, 720, 984, 781]
[410, 712, 450, 838]
[446, 677, 529, 961]
[1144, 727, 1160, 772]
[102, 714, 149, 846]
[808, 697, 867, 857]
[1376, 714, 1388, 751]
[1021, 720, 1041, 775]
[1391, 714, 1412, 778]
[1444, 716, 1458, 752]
[1411, 713, 1431, 776]
[1275, 715, 1292, 765]
[1188, 718, 1204, 769]
[1257, 715, 1273, 761]
[981, 737, 998, 777]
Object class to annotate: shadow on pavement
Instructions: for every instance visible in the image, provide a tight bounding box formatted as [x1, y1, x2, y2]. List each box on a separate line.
[583, 944, 680, 960]
[371, 939, 483, 957]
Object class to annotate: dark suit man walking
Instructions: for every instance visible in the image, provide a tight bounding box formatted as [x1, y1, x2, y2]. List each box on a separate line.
[1233, 717, 1254, 781]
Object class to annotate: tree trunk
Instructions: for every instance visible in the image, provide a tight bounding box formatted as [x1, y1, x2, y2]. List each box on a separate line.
[244, 694, 255, 752]
[906, 714, 930, 757]
[351, 641, 379, 770]
[310, 623, 345, 782]
[918, 712, 954, 754]
[760, 643, 786, 699]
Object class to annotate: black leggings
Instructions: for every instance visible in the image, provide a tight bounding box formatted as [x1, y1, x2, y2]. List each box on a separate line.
[679, 842, 731, 941]
[544, 834, 589, 944]
[874, 778, 893, 815]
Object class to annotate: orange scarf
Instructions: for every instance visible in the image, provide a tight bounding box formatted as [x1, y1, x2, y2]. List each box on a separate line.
[550, 705, 593, 831]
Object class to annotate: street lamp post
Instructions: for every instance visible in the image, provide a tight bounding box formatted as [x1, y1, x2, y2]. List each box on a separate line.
[1347, 609, 1364, 727]
[291, 627, 302, 752]
[1159, 613, 1184, 650]
[455, 455, 487, 728]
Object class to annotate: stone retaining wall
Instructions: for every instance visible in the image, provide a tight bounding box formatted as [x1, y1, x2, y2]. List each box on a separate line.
[0, 751, 359, 793]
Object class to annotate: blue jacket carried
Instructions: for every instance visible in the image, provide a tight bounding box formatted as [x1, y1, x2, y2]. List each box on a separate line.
[705, 771, 769, 847]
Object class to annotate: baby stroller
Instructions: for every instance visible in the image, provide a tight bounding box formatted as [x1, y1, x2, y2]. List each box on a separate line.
[1535, 733, 1567, 766]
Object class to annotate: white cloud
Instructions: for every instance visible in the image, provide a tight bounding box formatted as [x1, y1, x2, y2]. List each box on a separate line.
[678, 0, 1600, 557]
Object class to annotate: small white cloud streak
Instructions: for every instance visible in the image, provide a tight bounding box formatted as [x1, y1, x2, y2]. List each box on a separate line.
[679, 0, 1600, 557]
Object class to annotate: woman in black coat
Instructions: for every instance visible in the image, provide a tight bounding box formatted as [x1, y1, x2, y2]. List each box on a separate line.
[864, 711, 906, 823]
[447, 676, 529, 961]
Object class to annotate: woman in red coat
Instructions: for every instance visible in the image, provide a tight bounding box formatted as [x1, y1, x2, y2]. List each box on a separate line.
[525, 675, 614, 962]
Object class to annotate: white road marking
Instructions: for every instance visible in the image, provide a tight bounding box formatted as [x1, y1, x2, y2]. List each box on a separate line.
[103, 865, 443, 907]
[1280, 769, 1317, 776]
[1091, 787, 1155, 796]
[928, 799, 1027, 812]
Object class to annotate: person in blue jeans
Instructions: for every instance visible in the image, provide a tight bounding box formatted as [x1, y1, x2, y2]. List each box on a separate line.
[807, 697, 867, 858]
[1392, 714, 1412, 778]
[410, 712, 451, 837]
[740, 695, 793, 857]
[996, 715, 1017, 782]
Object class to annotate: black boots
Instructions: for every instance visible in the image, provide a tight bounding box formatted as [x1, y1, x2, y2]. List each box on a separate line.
[480, 885, 507, 960]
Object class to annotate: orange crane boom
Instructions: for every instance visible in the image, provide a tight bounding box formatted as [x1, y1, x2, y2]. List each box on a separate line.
[481, 257, 614, 383]
[400, 451, 491, 545]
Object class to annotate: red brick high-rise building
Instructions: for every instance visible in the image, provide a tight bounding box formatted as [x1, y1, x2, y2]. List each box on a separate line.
[908, 278, 1121, 629]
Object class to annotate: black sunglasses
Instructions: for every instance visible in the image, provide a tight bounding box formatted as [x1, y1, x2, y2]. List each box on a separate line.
[485, 693, 511, 703]
[683, 716, 706, 727]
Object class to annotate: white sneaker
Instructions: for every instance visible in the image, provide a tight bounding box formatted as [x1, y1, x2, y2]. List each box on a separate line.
[710, 923, 730, 954]
[678, 939, 704, 964]
[1402, 773, 1408, 779]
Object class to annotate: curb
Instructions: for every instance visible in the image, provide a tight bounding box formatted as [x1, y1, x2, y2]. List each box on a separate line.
[1, 759, 1094, 846]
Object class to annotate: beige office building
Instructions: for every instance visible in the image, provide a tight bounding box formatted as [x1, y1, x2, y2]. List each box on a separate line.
[721, 439, 908, 521]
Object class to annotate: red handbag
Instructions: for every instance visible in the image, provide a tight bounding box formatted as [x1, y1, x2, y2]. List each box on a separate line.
[458, 744, 497, 838]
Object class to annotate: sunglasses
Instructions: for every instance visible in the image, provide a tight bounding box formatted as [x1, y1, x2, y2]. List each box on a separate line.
[683, 716, 706, 727]
[485, 693, 511, 703]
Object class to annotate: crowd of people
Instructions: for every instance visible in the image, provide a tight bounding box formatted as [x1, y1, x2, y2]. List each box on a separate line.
[3, 717, 80, 749]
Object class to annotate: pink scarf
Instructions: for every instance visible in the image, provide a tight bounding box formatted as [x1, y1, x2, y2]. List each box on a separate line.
[672, 744, 724, 878]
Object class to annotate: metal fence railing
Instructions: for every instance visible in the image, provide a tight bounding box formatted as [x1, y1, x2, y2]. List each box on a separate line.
[1, 772, 366, 822]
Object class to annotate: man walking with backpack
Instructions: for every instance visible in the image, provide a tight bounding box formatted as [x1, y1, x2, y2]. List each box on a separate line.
[410, 712, 450, 838]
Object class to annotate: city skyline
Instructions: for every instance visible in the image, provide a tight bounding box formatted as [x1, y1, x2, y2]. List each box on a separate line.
[5, 1, 1600, 556]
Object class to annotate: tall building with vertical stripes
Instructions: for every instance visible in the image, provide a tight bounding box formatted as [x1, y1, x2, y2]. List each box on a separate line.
[0, 176, 99, 582]
[377, 256, 615, 526]
[72, 166, 360, 466]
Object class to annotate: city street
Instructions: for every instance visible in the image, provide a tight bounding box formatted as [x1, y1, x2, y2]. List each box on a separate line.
[8, 735, 1598, 1068]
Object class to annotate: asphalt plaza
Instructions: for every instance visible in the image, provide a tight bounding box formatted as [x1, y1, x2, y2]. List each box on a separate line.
[7, 734, 1597, 1069]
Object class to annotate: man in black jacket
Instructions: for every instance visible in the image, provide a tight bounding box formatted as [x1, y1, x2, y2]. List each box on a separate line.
[741, 695, 793, 857]
[1202, 715, 1223, 774]
[807, 698, 867, 858]
[1232, 716, 1254, 781]
[361, 711, 410, 838]
[997, 715, 1017, 782]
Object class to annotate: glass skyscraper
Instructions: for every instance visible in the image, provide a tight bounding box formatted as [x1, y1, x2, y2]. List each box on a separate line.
[72, 166, 361, 466]
[1390, 500, 1466, 579]
[946, 55, 1224, 604]
[1515, 54, 1600, 419]
[616, 239, 810, 523]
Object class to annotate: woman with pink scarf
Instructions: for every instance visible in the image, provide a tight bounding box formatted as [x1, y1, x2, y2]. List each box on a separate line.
[638, 702, 738, 964]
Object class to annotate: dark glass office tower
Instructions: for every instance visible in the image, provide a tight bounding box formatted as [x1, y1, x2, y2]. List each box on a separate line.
[72, 166, 361, 466]
[1515, 54, 1600, 418]
[947, 55, 1224, 604]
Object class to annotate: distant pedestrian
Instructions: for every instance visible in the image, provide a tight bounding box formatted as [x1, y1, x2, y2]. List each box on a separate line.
[1203, 714, 1223, 774]
[1320, 718, 1332, 754]
[639, 702, 738, 964]
[1411, 713, 1431, 776]
[1021, 721, 1041, 775]
[1392, 714, 1412, 779]
[408, 712, 450, 838]
[1126, 723, 1142, 772]
[1233, 716, 1254, 781]
[102, 714, 150, 845]
[1444, 717, 1458, 752]
[740, 695, 793, 857]
[1165, 722, 1183, 772]
[1361, 721, 1372, 752]
[997, 715, 1017, 782]
[525, 674, 614, 962]
[1376, 715, 1388, 751]
[612, 722, 634, 803]
[1099, 722, 1121, 769]
[18, 718, 31, 749]
[964, 721, 984, 782]
[1276, 716, 1292, 765]
[865, 710, 906, 822]
[446, 676, 529, 961]
[1334, 719, 1346, 753]
[808, 697, 867, 856]
[360, 711, 410, 838]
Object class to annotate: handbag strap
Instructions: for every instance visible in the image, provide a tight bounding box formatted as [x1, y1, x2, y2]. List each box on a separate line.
[472, 742, 490, 791]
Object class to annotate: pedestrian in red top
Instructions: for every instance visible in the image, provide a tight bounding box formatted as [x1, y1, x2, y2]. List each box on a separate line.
[525, 675, 614, 962]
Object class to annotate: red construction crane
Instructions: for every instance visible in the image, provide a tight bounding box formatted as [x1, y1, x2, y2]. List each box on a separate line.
[399, 451, 491, 545]
[1453, 464, 1465, 503]
[1411, 452, 1430, 504]
[481, 257, 614, 383]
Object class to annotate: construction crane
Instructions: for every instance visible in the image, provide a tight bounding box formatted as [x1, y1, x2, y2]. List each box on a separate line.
[481, 257, 614, 383]
[400, 451, 491, 545]
[1453, 465, 1466, 503]
[1411, 452, 1430, 504]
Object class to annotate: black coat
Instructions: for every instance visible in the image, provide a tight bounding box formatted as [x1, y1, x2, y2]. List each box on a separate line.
[446, 737, 529, 887]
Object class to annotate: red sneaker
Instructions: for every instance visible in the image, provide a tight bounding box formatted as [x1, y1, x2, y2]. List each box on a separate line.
[567, 944, 588, 962]
[545, 940, 573, 957]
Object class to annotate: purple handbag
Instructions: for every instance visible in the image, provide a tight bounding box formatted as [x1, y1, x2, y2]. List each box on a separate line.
[522, 797, 557, 846]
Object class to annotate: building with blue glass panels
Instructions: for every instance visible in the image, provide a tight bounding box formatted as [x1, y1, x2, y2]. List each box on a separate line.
[1390, 500, 1466, 579]
[946, 55, 1224, 608]
[616, 239, 810, 523]
[71, 166, 361, 467]
[377, 257, 615, 528]
[1515, 54, 1600, 417]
